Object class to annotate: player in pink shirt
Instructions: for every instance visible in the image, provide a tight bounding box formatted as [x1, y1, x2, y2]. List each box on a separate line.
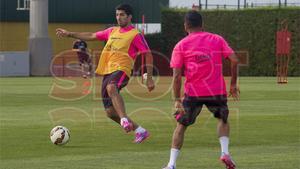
[163, 11, 239, 169]
[56, 4, 155, 143]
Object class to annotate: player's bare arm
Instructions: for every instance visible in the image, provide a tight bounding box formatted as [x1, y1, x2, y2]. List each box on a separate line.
[227, 53, 240, 100]
[145, 52, 155, 92]
[56, 28, 97, 41]
[172, 68, 184, 114]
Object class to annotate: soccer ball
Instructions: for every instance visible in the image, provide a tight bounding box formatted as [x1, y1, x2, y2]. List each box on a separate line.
[50, 126, 70, 145]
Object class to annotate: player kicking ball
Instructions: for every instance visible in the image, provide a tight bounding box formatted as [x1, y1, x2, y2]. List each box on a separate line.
[163, 11, 239, 169]
[56, 4, 155, 143]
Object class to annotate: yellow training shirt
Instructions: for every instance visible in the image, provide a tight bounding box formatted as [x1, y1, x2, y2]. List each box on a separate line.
[95, 27, 139, 77]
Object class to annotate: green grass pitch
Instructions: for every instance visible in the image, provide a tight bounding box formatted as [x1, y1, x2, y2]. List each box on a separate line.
[0, 77, 299, 169]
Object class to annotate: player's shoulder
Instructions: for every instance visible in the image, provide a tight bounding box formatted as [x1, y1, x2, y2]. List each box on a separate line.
[175, 35, 192, 49]
[131, 27, 141, 35]
[131, 28, 145, 41]
[202, 31, 224, 39]
[174, 39, 185, 51]
[96, 26, 115, 33]
[200, 32, 228, 46]
[207, 32, 226, 42]
[110, 26, 119, 32]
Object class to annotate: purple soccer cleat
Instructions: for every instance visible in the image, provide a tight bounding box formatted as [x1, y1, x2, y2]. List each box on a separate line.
[134, 130, 150, 143]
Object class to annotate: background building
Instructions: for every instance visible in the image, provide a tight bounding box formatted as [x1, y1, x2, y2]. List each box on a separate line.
[0, 0, 169, 54]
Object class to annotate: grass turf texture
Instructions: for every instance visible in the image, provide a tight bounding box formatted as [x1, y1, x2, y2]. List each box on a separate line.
[0, 77, 299, 169]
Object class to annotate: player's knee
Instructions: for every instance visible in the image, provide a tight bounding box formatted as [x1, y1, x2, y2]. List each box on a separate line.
[177, 123, 187, 131]
[106, 84, 117, 97]
[215, 109, 229, 123]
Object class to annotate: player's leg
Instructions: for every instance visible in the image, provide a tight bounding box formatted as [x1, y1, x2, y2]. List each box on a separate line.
[218, 118, 230, 153]
[82, 53, 92, 77]
[82, 52, 92, 77]
[77, 52, 87, 78]
[102, 74, 123, 123]
[80, 64, 85, 73]
[104, 106, 141, 132]
[171, 123, 187, 149]
[164, 96, 201, 169]
[104, 105, 143, 135]
[106, 83, 136, 133]
[218, 118, 235, 169]
[87, 56, 92, 76]
[103, 97, 139, 128]
[106, 84, 127, 118]
[106, 81, 148, 137]
[105, 106, 120, 124]
[164, 123, 186, 169]
[105, 71, 149, 142]
[102, 74, 118, 121]
[102, 74, 125, 124]
[206, 95, 236, 169]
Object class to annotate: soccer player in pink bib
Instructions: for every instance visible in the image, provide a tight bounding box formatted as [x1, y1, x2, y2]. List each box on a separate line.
[163, 11, 239, 169]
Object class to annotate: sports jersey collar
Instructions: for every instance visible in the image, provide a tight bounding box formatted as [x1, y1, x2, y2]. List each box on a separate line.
[119, 25, 135, 33]
[189, 31, 204, 36]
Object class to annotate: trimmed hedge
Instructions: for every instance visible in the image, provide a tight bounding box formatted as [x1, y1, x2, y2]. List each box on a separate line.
[146, 8, 300, 76]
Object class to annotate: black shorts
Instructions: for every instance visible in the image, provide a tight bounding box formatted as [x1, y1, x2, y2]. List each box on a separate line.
[77, 51, 91, 65]
[174, 94, 229, 126]
[101, 71, 129, 109]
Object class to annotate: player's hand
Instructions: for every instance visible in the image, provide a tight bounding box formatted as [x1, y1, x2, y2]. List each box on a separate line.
[56, 28, 71, 38]
[229, 84, 240, 101]
[174, 100, 185, 114]
[146, 78, 155, 92]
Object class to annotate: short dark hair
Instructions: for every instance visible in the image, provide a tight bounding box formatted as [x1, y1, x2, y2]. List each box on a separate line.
[115, 4, 133, 16]
[185, 11, 203, 28]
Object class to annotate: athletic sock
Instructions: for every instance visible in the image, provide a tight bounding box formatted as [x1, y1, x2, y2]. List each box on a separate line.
[219, 136, 229, 155]
[135, 126, 146, 133]
[168, 148, 180, 167]
[120, 117, 129, 126]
